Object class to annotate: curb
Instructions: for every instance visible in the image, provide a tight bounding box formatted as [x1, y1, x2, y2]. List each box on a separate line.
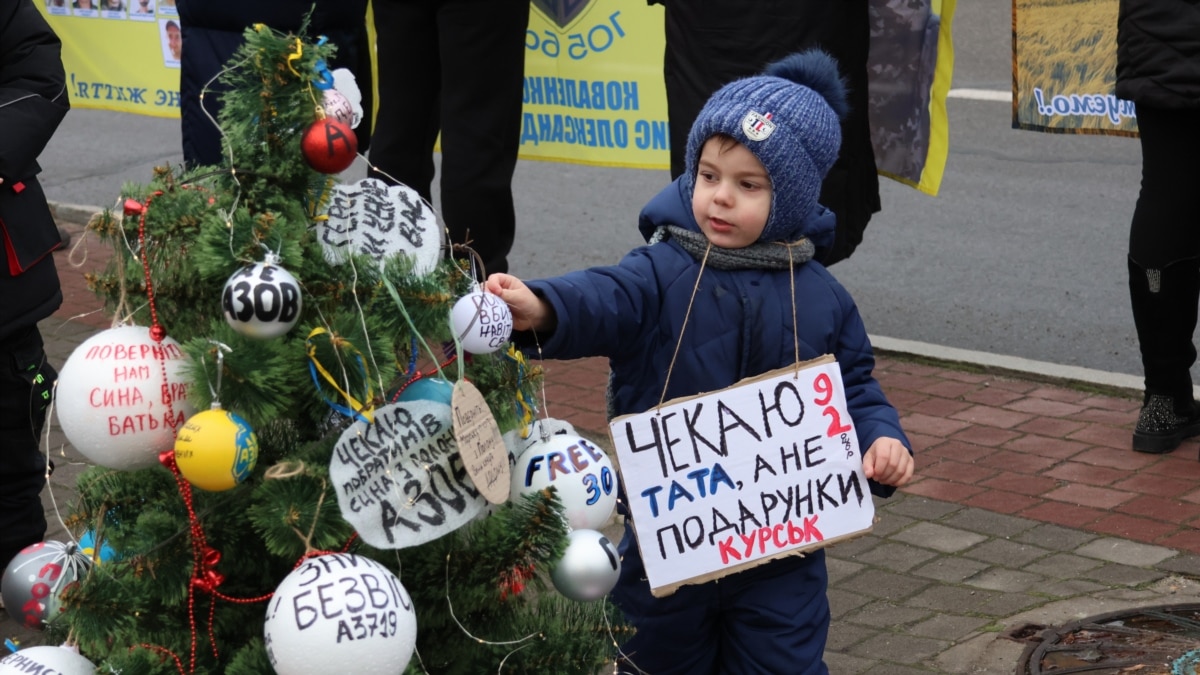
[49, 200, 103, 227]
[47, 199, 1163, 402]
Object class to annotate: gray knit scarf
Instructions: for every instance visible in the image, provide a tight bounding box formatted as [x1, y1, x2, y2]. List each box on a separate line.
[652, 225, 815, 270]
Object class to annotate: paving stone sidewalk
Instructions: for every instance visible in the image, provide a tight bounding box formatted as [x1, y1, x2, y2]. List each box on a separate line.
[8, 219, 1200, 674]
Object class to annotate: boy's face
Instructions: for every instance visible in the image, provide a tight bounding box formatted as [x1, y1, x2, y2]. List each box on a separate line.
[691, 136, 772, 249]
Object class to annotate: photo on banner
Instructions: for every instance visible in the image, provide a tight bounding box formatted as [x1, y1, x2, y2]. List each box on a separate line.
[1012, 0, 1138, 136]
[36, 0, 183, 116]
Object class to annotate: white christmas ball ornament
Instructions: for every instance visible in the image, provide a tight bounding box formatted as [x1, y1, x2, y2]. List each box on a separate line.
[55, 325, 195, 470]
[511, 434, 617, 530]
[550, 529, 621, 602]
[0, 645, 95, 674]
[450, 289, 512, 355]
[321, 88, 355, 127]
[264, 553, 416, 675]
[330, 67, 364, 128]
[221, 261, 302, 339]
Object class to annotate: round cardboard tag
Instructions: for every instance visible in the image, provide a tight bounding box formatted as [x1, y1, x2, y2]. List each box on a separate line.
[451, 380, 511, 504]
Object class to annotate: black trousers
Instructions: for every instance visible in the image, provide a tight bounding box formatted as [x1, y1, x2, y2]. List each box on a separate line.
[368, 0, 530, 277]
[661, 0, 880, 266]
[0, 325, 54, 572]
[1128, 105, 1200, 268]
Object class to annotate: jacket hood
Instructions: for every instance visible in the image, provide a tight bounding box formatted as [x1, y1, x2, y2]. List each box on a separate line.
[637, 177, 837, 253]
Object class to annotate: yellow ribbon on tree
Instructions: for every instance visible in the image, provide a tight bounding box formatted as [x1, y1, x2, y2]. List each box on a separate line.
[505, 344, 536, 439]
[286, 37, 304, 77]
[305, 327, 375, 424]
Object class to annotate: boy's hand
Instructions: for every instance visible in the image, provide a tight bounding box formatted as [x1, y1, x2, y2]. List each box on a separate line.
[863, 437, 913, 487]
[485, 273, 555, 333]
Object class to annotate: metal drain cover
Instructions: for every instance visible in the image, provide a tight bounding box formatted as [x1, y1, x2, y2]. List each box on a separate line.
[1016, 603, 1200, 674]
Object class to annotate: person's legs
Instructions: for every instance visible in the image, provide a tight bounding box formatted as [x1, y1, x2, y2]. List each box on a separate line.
[718, 552, 830, 675]
[434, 0, 528, 276]
[0, 326, 55, 572]
[1128, 105, 1200, 453]
[661, 2, 879, 264]
[610, 527, 720, 674]
[367, 0, 442, 204]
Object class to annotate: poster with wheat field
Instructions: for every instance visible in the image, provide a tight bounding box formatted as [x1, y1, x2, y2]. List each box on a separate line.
[1012, 0, 1138, 136]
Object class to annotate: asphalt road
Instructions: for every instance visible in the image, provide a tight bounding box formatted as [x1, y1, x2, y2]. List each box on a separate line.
[38, 0, 1157, 381]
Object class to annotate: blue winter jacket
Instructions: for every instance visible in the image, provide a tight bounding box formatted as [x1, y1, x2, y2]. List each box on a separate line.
[525, 178, 909, 497]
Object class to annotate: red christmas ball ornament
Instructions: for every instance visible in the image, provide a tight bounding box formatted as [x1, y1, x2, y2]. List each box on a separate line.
[301, 117, 358, 174]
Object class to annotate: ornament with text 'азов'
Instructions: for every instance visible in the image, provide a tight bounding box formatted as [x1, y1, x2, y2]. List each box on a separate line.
[264, 553, 416, 675]
[54, 325, 195, 471]
[330, 398, 487, 548]
[220, 258, 302, 340]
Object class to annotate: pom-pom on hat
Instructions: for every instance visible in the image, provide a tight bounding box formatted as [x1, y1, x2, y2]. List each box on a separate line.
[683, 49, 848, 243]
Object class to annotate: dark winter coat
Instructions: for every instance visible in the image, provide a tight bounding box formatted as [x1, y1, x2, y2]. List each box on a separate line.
[1116, 0, 1200, 108]
[0, 1, 69, 342]
[527, 178, 907, 471]
[522, 178, 908, 672]
[176, 0, 373, 167]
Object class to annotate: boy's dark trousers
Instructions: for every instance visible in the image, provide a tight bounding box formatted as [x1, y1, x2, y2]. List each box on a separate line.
[0, 325, 54, 573]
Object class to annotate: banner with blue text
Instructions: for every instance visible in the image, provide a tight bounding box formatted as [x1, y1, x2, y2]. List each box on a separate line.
[38, 0, 956, 191]
[1012, 0, 1137, 136]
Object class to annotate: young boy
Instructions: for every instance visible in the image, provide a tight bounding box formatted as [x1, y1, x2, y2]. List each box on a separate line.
[486, 50, 913, 674]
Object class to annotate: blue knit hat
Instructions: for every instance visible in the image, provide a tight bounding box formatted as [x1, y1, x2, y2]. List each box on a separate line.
[683, 49, 849, 243]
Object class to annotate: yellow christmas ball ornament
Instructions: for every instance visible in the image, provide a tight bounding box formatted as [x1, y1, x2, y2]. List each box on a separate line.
[174, 408, 259, 491]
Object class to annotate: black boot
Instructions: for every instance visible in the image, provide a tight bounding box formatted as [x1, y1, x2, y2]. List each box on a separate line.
[1133, 394, 1200, 453]
[1129, 256, 1200, 453]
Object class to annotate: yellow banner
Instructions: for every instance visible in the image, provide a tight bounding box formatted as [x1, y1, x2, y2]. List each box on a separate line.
[38, 0, 183, 118]
[520, 2, 668, 169]
[1012, 0, 1137, 136]
[38, 0, 955, 192]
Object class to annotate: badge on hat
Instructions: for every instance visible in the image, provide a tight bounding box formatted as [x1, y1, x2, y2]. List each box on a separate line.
[741, 111, 776, 141]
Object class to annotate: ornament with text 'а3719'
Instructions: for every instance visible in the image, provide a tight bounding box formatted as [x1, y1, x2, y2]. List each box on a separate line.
[264, 553, 416, 675]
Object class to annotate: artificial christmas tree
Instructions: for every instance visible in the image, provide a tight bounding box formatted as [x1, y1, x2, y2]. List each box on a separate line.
[44, 22, 625, 674]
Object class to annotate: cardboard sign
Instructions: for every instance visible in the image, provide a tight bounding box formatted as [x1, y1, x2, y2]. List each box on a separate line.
[451, 380, 511, 504]
[330, 399, 486, 549]
[608, 355, 873, 597]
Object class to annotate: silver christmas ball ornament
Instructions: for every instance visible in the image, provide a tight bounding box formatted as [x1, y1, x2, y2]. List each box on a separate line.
[1, 541, 92, 630]
[550, 529, 621, 602]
